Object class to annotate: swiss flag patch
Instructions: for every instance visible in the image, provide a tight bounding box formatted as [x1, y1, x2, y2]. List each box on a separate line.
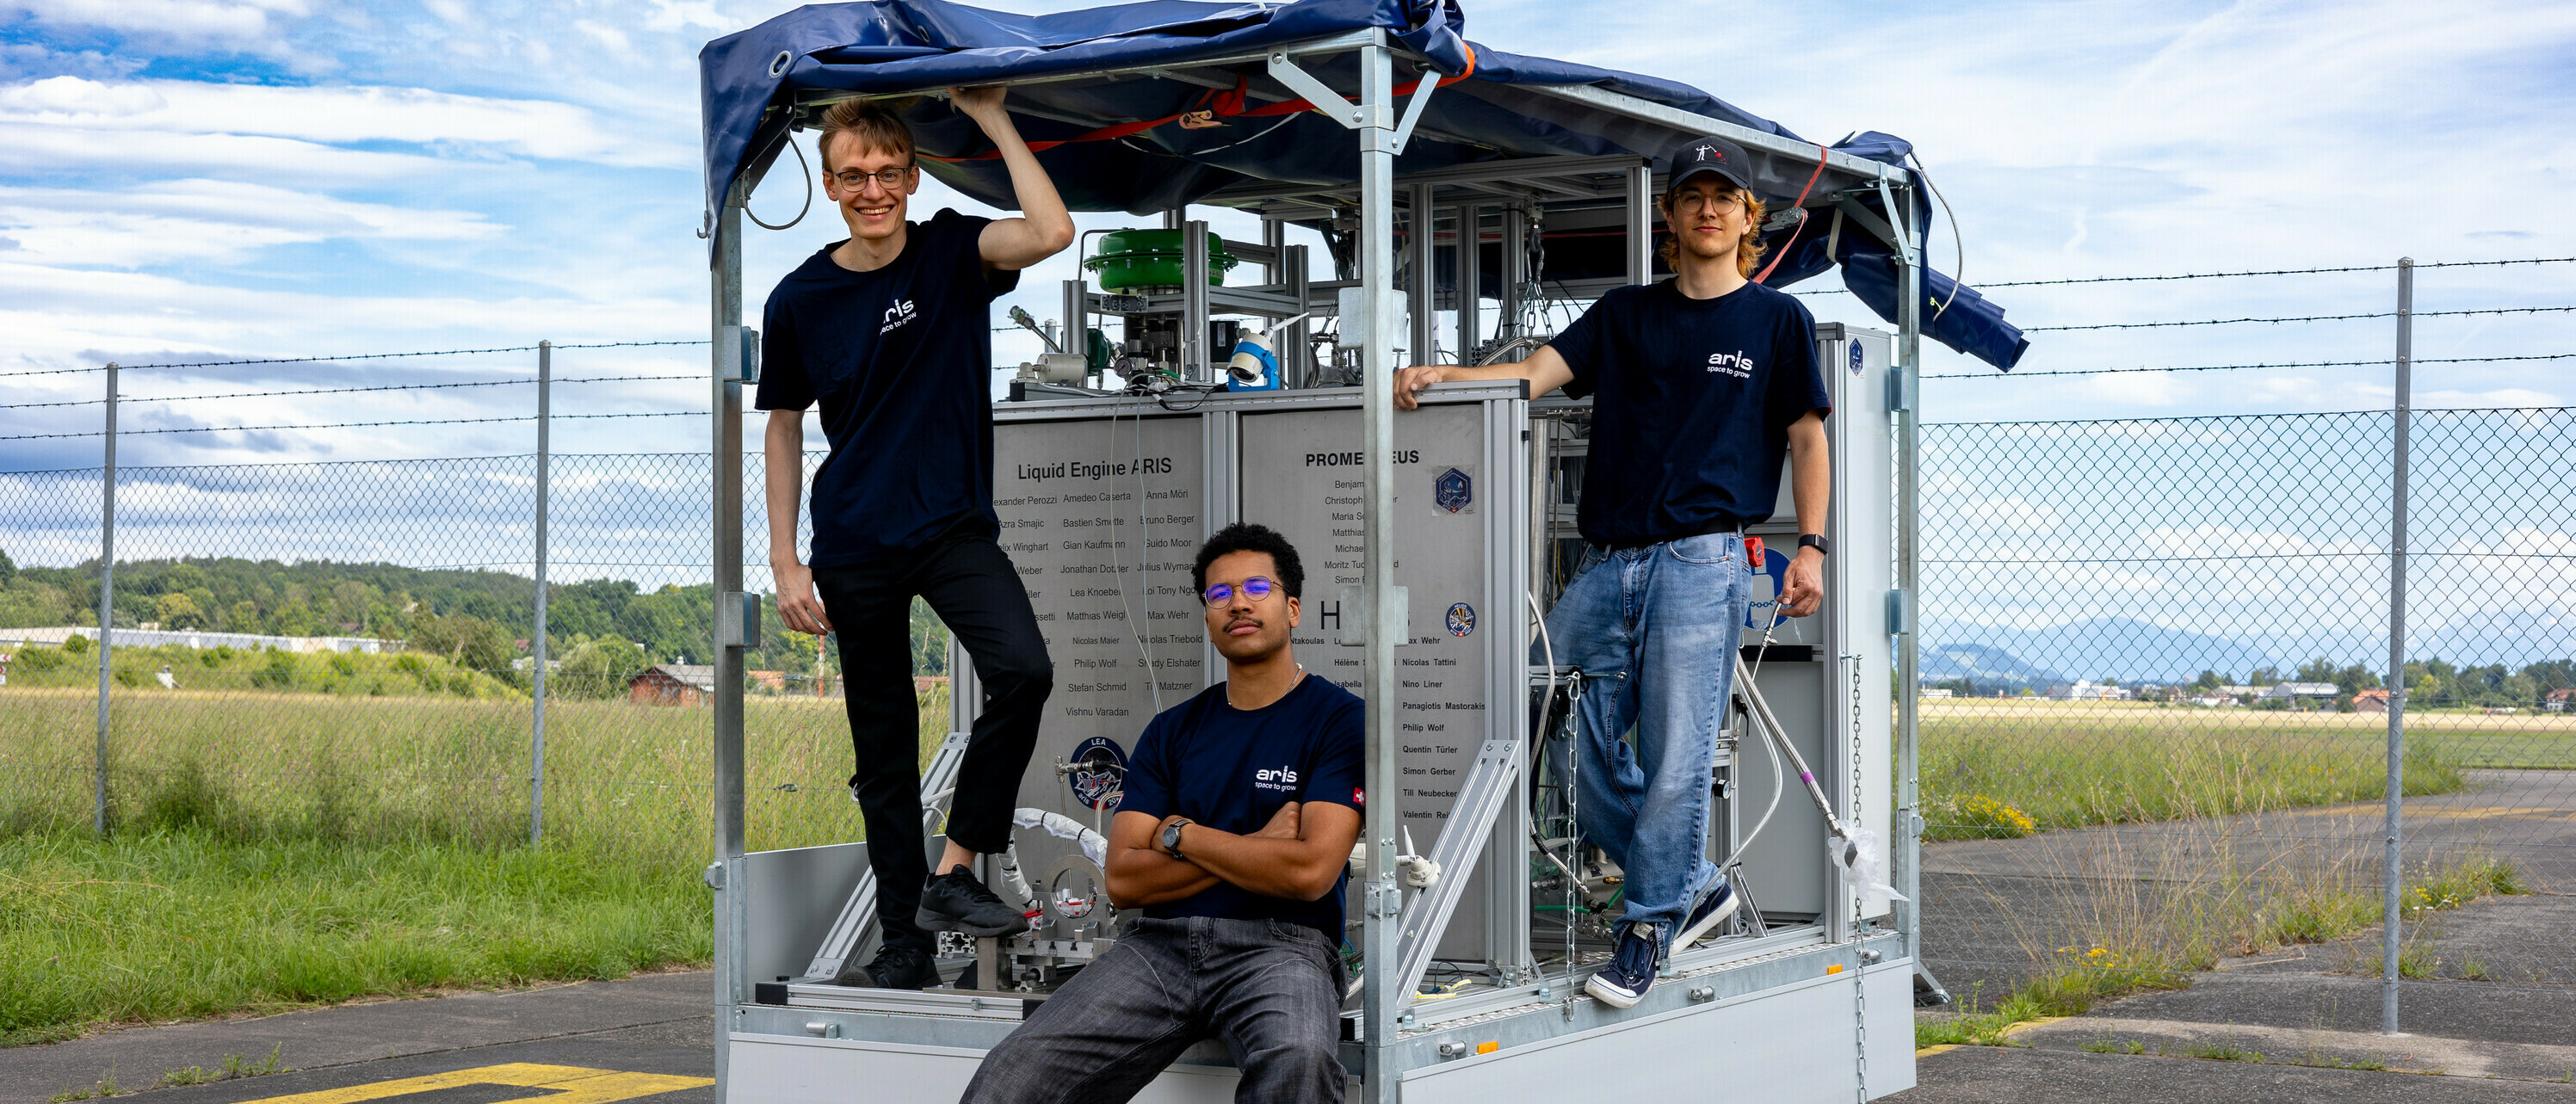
[1353, 787, 1366, 806]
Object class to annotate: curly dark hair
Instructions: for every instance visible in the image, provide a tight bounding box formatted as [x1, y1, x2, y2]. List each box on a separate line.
[1191, 522, 1305, 600]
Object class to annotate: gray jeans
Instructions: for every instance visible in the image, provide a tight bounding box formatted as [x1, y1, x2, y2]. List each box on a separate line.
[960, 916, 1347, 1104]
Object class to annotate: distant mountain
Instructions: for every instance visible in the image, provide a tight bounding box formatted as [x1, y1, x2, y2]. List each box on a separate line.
[1932, 617, 2280, 686]
[1920, 642, 2061, 689]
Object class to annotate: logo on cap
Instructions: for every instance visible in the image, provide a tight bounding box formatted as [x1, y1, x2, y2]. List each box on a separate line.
[1695, 144, 1721, 162]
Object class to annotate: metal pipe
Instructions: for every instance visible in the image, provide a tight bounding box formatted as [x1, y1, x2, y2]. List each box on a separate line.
[94, 361, 115, 837]
[1355, 39, 1402, 1101]
[1454, 204, 1479, 362]
[1184, 218, 1210, 382]
[1286, 244, 1311, 388]
[2382, 256, 2413, 1036]
[1407, 183, 1436, 364]
[1624, 164, 1652, 287]
[532, 341, 552, 846]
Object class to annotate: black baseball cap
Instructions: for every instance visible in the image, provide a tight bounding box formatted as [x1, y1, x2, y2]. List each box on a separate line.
[1664, 134, 1753, 196]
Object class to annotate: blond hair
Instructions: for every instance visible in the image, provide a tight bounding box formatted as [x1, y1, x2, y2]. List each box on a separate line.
[1657, 186, 1768, 279]
[817, 98, 916, 168]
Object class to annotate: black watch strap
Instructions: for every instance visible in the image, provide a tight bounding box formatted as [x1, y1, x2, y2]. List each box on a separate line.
[1797, 533, 1832, 556]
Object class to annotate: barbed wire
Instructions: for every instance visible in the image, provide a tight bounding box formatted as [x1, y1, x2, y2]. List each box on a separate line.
[2025, 304, 2576, 332]
[1924, 404, 2567, 428]
[1976, 256, 2576, 287]
[1924, 351, 2576, 380]
[0, 411, 699, 441]
[0, 373, 705, 410]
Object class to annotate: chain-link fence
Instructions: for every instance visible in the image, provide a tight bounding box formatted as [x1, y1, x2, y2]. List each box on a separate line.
[3, 259, 2570, 1040]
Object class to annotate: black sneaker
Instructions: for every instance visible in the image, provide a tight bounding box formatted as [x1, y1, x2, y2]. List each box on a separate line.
[843, 945, 937, 990]
[1674, 878, 1739, 949]
[1585, 922, 1662, 1009]
[914, 867, 1033, 937]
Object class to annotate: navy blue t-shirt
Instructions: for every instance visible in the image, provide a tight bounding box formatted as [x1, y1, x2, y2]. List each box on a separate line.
[1547, 278, 1832, 546]
[1115, 675, 1367, 939]
[754, 210, 1020, 567]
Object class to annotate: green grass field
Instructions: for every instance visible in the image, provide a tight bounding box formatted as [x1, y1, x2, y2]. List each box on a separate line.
[2, 685, 2563, 1043]
[1915, 698, 2572, 838]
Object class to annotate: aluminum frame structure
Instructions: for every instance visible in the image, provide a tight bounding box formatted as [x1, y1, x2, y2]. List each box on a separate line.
[703, 28, 1929, 1103]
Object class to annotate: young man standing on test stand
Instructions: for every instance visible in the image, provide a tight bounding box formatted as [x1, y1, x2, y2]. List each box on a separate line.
[757, 89, 1075, 991]
[1395, 134, 1832, 1008]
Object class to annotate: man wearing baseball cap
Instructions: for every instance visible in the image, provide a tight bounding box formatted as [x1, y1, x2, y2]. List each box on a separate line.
[1394, 133, 1832, 1008]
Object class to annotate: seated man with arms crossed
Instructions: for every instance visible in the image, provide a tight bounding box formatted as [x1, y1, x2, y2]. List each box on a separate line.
[962, 523, 1361, 1104]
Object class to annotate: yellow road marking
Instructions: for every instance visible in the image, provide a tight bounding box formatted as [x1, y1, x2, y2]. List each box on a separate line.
[1916, 1014, 2070, 1058]
[232, 1063, 713, 1104]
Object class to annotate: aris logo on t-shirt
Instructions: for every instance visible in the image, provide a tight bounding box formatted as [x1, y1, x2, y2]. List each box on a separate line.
[880, 298, 918, 335]
[1705, 349, 1753, 379]
[1253, 763, 1300, 793]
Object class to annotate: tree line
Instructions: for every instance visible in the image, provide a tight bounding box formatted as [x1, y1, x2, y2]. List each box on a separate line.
[0, 551, 952, 692]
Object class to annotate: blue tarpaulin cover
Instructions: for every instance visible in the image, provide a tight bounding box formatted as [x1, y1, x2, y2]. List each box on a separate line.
[701, 0, 2024, 370]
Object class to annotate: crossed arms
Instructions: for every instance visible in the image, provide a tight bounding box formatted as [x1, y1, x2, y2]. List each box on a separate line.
[1105, 802, 1362, 909]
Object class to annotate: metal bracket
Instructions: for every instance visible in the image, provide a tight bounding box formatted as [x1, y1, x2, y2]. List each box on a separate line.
[717, 590, 761, 650]
[1267, 52, 1374, 130]
[1885, 589, 1909, 637]
[720, 324, 761, 383]
[1830, 196, 1901, 253]
[1391, 67, 1439, 154]
[1392, 738, 1522, 1010]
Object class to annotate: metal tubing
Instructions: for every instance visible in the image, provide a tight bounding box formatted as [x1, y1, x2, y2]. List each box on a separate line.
[2382, 257, 2413, 1036]
[709, 198, 747, 1100]
[1060, 279, 1088, 385]
[94, 361, 116, 836]
[1184, 218, 1210, 381]
[1624, 164, 1652, 287]
[1454, 204, 1478, 361]
[532, 341, 552, 846]
[1407, 183, 1436, 363]
[1498, 206, 1528, 342]
[1356, 40, 1401, 1101]
[1285, 244, 1311, 387]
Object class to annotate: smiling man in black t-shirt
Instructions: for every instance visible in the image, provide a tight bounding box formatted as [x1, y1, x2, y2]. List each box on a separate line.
[961, 523, 1363, 1104]
[1395, 134, 1833, 1009]
[756, 90, 1074, 991]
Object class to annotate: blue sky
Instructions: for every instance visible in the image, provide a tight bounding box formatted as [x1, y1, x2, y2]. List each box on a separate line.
[2, 0, 2573, 657]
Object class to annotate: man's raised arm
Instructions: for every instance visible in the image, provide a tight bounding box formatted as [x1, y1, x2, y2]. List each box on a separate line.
[1392, 344, 1576, 410]
[949, 86, 1075, 270]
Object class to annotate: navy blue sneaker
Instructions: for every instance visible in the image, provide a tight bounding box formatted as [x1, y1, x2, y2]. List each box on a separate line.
[1674, 878, 1739, 949]
[1585, 922, 1663, 1008]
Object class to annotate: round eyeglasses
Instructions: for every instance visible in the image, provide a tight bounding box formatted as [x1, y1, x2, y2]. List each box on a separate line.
[831, 165, 914, 191]
[1202, 577, 1279, 606]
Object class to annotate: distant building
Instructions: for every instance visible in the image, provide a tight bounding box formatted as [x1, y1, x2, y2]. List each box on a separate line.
[2263, 682, 2339, 700]
[2544, 688, 2574, 712]
[2185, 694, 2240, 708]
[2045, 680, 2132, 701]
[630, 664, 716, 706]
[1918, 688, 1955, 699]
[2353, 688, 2392, 713]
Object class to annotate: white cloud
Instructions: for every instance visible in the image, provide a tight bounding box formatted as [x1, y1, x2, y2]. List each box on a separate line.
[0, 76, 689, 168]
[10, 0, 308, 40]
[0, 179, 500, 267]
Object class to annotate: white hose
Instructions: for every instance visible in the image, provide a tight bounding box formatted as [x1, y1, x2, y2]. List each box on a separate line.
[1012, 806, 1110, 867]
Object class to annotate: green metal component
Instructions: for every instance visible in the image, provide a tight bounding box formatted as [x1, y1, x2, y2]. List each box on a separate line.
[1083, 328, 1114, 374]
[1082, 228, 1236, 290]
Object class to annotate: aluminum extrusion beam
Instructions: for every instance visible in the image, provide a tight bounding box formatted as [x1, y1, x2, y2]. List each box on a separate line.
[1529, 84, 1901, 186]
[1624, 164, 1652, 287]
[1355, 40, 1404, 1104]
[1408, 183, 1436, 364]
[708, 196, 747, 1102]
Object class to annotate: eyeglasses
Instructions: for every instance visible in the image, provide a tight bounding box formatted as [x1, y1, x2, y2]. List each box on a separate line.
[1202, 577, 1280, 606]
[831, 166, 914, 191]
[1672, 191, 1747, 214]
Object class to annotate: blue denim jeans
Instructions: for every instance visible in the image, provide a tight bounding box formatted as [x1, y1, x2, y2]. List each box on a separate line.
[1542, 531, 1749, 939]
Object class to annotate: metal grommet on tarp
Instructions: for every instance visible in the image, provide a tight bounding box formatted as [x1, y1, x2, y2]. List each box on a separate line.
[769, 50, 794, 77]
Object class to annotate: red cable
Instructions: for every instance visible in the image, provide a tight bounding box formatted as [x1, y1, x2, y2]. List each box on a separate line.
[1751, 142, 1831, 285]
[923, 45, 1480, 163]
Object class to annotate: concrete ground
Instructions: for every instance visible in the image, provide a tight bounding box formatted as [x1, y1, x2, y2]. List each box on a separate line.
[1892, 768, 2576, 1100]
[6, 770, 2567, 1103]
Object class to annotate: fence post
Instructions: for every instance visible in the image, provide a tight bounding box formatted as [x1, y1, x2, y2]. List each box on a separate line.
[531, 340, 552, 846]
[94, 362, 117, 836]
[2381, 257, 2412, 1035]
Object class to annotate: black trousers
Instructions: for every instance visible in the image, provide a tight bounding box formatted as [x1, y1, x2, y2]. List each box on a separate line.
[813, 528, 1052, 954]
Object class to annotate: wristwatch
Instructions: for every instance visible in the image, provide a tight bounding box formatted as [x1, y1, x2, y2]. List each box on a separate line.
[1159, 818, 1192, 859]
[1797, 533, 1832, 557]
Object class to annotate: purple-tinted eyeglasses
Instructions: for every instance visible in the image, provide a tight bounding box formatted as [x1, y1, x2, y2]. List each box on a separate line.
[1202, 577, 1279, 606]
